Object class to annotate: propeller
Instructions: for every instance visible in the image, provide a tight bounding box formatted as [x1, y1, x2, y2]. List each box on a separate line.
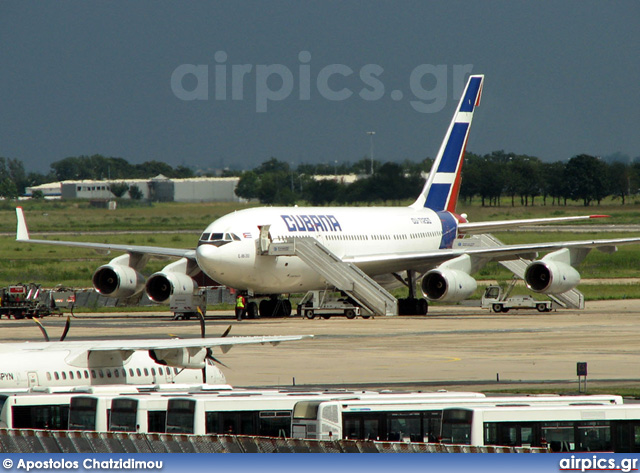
[196, 308, 231, 382]
[33, 316, 71, 342]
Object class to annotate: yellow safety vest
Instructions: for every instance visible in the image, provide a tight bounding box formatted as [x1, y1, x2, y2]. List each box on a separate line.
[236, 296, 245, 308]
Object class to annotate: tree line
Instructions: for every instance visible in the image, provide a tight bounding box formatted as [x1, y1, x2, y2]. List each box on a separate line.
[1, 152, 638, 207]
[0, 155, 195, 199]
[235, 153, 640, 207]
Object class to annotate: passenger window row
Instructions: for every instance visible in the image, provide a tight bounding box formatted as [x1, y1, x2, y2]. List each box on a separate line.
[44, 366, 180, 382]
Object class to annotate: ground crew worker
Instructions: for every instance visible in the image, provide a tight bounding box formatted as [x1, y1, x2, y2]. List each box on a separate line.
[235, 293, 246, 321]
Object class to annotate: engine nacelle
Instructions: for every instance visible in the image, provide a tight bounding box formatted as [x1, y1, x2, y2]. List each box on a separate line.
[524, 260, 580, 294]
[92, 264, 145, 299]
[421, 268, 477, 302]
[149, 347, 207, 369]
[146, 271, 198, 303]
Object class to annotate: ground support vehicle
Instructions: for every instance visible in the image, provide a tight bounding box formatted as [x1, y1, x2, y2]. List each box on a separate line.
[481, 284, 553, 313]
[0, 284, 63, 319]
[170, 288, 207, 320]
[296, 290, 370, 319]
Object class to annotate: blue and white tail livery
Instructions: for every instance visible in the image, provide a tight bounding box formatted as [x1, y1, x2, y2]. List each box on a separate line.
[411, 74, 484, 213]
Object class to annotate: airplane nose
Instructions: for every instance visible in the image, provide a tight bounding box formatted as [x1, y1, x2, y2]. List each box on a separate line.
[195, 244, 219, 277]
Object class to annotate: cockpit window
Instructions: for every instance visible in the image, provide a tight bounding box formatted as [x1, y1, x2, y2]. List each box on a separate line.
[197, 232, 233, 247]
[198, 232, 239, 247]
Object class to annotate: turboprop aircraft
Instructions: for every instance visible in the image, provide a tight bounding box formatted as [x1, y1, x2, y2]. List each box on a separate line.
[0, 333, 312, 389]
[14, 75, 640, 316]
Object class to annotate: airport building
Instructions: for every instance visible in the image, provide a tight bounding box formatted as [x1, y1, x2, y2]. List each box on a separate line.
[25, 175, 243, 203]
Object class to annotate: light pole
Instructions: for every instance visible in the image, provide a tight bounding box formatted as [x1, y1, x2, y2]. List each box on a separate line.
[366, 131, 375, 175]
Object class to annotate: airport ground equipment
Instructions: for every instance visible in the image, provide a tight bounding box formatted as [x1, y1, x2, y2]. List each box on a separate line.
[462, 234, 585, 309]
[170, 288, 207, 320]
[264, 234, 398, 316]
[481, 283, 552, 313]
[0, 283, 66, 319]
[296, 290, 369, 319]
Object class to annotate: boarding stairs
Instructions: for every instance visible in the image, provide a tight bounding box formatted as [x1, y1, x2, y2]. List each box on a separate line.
[265, 235, 398, 316]
[463, 233, 585, 309]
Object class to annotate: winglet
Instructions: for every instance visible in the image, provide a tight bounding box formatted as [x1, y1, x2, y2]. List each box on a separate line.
[411, 74, 484, 211]
[16, 207, 30, 241]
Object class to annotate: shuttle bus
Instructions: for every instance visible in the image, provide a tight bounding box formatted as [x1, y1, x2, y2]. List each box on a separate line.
[164, 391, 488, 437]
[109, 395, 170, 433]
[440, 404, 640, 452]
[291, 394, 624, 442]
[0, 386, 146, 430]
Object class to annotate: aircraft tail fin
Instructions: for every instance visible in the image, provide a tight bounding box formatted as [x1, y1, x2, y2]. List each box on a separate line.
[410, 74, 484, 211]
[16, 207, 30, 241]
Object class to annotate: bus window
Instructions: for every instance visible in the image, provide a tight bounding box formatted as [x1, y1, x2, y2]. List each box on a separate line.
[166, 399, 195, 434]
[259, 411, 291, 437]
[542, 422, 576, 452]
[12, 405, 69, 430]
[292, 401, 320, 420]
[423, 411, 442, 443]
[110, 399, 138, 432]
[388, 413, 420, 442]
[441, 409, 473, 445]
[578, 422, 611, 452]
[69, 397, 98, 431]
[148, 411, 167, 433]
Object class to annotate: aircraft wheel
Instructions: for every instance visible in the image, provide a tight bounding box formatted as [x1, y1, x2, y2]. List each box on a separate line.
[361, 314, 371, 319]
[501, 307, 510, 313]
[305, 309, 315, 319]
[247, 302, 259, 319]
[345, 309, 356, 319]
[418, 298, 428, 315]
[259, 299, 270, 317]
[283, 299, 292, 317]
[492, 304, 503, 313]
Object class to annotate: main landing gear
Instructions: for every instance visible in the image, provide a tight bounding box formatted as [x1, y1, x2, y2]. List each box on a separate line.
[255, 296, 292, 318]
[395, 270, 429, 315]
[398, 297, 428, 315]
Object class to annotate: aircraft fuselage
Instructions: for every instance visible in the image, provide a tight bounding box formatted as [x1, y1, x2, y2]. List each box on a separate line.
[196, 206, 459, 294]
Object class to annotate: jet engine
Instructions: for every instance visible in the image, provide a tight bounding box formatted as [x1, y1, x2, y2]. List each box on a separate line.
[524, 249, 580, 294]
[149, 347, 207, 369]
[145, 258, 199, 303]
[92, 255, 145, 299]
[421, 268, 477, 302]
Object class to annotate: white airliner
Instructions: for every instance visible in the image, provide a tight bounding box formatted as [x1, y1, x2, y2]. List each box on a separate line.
[0, 334, 311, 389]
[14, 74, 640, 316]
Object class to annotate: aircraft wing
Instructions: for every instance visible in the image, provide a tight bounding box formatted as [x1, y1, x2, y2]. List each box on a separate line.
[457, 215, 608, 235]
[9, 335, 313, 368]
[346, 237, 640, 274]
[85, 335, 313, 351]
[15, 207, 195, 259]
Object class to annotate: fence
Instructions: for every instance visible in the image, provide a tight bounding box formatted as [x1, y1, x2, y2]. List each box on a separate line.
[0, 429, 546, 453]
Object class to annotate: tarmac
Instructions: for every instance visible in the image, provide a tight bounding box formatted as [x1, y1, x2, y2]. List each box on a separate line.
[2, 299, 640, 393]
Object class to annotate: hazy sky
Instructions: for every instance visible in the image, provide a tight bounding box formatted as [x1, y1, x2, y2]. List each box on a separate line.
[1, 1, 639, 172]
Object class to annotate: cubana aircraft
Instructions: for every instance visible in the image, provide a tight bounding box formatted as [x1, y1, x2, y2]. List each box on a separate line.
[15, 75, 640, 317]
[0, 333, 312, 389]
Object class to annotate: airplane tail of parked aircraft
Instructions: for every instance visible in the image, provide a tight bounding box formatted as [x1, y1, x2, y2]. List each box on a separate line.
[410, 75, 484, 213]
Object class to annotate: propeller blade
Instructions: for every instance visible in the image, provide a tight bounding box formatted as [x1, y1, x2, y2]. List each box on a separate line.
[33, 318, 50, 342]
[59, 316, 71, 341]
[206, 348, 229, 368]
[221, 325, 232, 338]
[197, 307, 205, 338]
